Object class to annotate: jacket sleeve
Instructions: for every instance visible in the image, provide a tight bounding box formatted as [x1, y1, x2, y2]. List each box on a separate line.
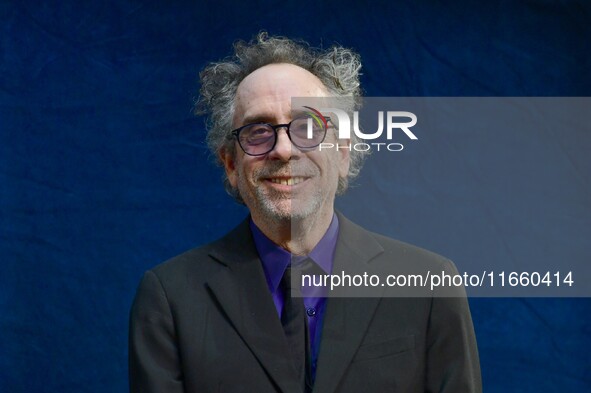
[425, 260, 482, 393]
[129, 270, 185, 393]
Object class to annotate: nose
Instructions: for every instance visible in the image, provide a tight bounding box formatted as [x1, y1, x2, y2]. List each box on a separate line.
[268, 127, 300, 161]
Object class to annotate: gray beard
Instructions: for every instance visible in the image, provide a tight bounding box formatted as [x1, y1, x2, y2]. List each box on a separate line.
[254, 186, 323, 222]
[235, 169, 324, 224]
[242, 162, 323, 219]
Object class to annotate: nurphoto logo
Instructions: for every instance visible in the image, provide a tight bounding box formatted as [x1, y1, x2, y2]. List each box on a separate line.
[304, 106, 418, 152]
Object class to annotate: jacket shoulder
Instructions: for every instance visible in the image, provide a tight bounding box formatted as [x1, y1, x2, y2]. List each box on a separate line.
[371, 231, 455, 269]
[147, 217, 253, 286]
[337, 212, 456, 272]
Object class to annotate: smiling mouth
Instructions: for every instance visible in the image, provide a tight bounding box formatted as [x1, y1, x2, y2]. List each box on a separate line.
[267, 177, 307, 186]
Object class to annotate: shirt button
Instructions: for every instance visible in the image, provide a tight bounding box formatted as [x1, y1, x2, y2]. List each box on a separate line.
[306, 307, 317, 317]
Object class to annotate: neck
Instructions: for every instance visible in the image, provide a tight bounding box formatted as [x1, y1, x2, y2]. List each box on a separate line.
[251, 208, 334, 255]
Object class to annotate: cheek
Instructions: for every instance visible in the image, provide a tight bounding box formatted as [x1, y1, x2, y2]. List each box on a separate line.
[329, 149, 347, 173]
[235, 160, 257, 188]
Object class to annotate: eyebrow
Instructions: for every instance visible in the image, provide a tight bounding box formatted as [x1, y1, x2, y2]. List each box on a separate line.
[238, 106, 326, 127]
[241, 110, 299, 126]
[241, 115, 276, 125]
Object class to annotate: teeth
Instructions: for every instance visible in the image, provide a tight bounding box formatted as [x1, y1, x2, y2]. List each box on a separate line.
[269, 177, 305, 186]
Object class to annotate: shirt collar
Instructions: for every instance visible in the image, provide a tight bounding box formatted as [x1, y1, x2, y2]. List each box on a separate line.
[250, 214, 339, 293]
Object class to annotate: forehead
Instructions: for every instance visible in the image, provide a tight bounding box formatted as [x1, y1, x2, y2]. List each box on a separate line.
[233, 63, 328, 125]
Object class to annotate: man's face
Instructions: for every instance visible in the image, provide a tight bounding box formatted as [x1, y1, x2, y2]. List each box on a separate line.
[220, 63, 350, 225]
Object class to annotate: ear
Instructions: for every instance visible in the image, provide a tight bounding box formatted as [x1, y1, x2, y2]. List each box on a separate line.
[337, 138, 351, 179]
[219, 147, 238, 188]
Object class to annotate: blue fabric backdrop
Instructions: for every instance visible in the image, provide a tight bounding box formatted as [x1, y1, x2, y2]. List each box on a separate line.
[1, 0, 590, 392]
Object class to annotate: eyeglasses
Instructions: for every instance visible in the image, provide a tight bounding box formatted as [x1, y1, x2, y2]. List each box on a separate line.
[229, 115, 331, 156]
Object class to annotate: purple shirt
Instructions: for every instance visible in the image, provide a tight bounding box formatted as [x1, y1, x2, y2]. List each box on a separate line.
[249, 214, 338, 378]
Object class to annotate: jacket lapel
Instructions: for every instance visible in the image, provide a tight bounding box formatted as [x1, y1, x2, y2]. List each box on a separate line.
[204, 214, 388, 393]
[206, 219, 302, 393]
[313, 213, 387, 393]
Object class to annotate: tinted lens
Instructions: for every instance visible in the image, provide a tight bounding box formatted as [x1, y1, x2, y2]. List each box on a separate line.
[239, 124, 275, 155]
[289, 115, 327, 148]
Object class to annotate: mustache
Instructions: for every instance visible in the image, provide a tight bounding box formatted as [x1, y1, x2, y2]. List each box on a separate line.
[254, 163, 317, 178]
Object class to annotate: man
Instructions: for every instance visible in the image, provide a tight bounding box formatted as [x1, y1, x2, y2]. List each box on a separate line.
[129, 32, 482, 393]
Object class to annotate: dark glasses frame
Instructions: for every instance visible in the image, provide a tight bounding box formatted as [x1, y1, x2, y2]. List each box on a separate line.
[229, 116, 332, 156]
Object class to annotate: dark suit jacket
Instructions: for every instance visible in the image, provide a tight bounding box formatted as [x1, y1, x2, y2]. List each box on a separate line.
[129, 213, 482, 392]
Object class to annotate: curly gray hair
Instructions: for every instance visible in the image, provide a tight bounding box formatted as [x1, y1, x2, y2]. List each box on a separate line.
[195, 32, 367, 202]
